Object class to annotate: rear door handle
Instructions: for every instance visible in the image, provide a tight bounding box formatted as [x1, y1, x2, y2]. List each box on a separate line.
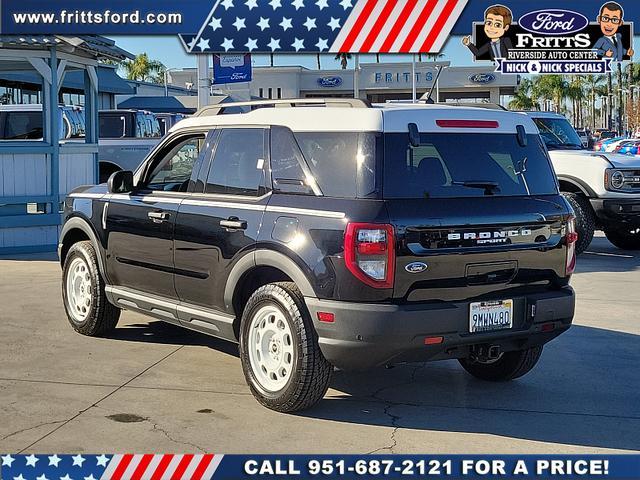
[148, 211, 170, 222]
[220, 217, 247, 230]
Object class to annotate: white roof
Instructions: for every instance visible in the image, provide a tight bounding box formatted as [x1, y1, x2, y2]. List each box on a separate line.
[172, 103, 539, 135]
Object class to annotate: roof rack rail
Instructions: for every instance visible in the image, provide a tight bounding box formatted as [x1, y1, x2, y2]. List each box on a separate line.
[195, 98, 371, 117]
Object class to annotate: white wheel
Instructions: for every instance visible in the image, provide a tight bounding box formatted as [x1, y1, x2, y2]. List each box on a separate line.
[247, 305, 295, 392]
[65, 257, 93, 323]
[62, 241, 120, 336]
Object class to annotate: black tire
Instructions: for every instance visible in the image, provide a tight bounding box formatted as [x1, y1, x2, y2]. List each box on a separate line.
[604, 227, 640, 250]
[562, 192, 595, 254]
[239, 282, 332, 412]
[62, 241, 120, 336]
[458, 346, 543, 382]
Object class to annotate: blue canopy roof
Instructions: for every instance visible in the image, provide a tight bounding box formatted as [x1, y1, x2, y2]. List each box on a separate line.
[0, 66, 133, 94]
[117, 96, 195, 114]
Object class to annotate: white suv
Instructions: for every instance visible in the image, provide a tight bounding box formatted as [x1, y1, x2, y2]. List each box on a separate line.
[527, 112, 640, 252]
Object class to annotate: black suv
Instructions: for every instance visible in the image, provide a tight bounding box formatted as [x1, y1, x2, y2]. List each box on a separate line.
[60, 99, 576, 412]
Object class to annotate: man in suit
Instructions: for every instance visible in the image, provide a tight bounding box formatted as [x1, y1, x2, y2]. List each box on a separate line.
[462, 5, 513, 62]
[593, 2, 634, 62]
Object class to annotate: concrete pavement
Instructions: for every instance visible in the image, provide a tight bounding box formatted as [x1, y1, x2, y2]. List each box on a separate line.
[0, 234, 638, 454]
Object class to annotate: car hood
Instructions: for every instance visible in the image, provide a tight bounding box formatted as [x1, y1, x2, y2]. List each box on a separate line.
[548, 149, 640, 168]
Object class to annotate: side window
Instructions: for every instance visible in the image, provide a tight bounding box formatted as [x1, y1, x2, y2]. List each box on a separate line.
[146, 135, 206, 192]
[205, 128, 266, 196]
[270, 126, 316, 195]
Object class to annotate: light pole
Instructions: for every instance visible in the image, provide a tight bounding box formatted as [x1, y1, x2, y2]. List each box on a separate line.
[164, 68, 179, 97]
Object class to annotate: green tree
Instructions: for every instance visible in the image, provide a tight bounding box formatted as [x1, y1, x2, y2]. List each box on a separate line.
[121, 53, 166, 83]
[532, 75, 568, 113]
[508, 78, 539, 110]
[584, 75, 606, 129]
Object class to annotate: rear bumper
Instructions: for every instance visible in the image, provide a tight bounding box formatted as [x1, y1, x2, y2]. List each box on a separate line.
[306, 288, 575, 370]
[590, 198, 640, 227]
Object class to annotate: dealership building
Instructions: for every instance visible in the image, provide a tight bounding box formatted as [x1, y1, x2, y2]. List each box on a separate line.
[168, 62, 520, 105]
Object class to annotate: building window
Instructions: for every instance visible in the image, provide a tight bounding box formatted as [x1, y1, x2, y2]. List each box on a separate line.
[268, 88, 273, 99]
[258, 88, 263, 98]
[277, 88, 282, 99]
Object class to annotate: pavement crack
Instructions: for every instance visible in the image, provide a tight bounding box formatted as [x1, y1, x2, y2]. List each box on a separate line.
[18, 345, 185, 453]
[367, 404, 401, 454]
[149, 420, 206, 453]
[1, 420, 66, 443]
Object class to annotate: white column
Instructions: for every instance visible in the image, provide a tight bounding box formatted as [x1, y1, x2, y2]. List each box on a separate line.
[197, 54, 210, 109]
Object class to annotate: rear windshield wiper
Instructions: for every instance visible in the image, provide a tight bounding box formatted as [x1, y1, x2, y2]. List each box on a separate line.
[452, 180, 501, 196]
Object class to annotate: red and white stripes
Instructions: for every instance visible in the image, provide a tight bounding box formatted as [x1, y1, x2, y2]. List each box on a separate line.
[100, 454, 223, 480]
[330, 0, 468, 53]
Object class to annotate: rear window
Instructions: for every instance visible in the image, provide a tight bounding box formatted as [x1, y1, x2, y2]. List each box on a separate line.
[532, 117, 583, 150]
[383, 133, 558, 199]
[0, 112, 43, 140]
[99, 114, 127, 138]
[293, 132, 377, 198]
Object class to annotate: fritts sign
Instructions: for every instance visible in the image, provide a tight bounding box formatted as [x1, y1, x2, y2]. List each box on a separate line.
[462, 2, 634, 75]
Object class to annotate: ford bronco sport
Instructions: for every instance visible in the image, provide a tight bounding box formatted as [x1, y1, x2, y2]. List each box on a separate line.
[526, 112, 640, 253]
[59, 99, 576, 412]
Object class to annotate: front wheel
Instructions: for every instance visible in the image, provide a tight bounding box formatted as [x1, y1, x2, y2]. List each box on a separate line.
[62, 241, 120, 336]
[604, 227, 640, 250]
[458, 346, 543, 381]
[562, 192, 595, 254]
[239, 282, 332, 412]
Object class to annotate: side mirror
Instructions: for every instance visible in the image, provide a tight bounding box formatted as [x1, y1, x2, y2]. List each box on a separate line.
[408, 122, 420, 147]
[107, 170, 134, 194]
[516, 124, 528, 147]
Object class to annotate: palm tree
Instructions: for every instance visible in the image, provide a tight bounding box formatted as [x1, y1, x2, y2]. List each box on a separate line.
[121, 53, 165, 83]
[567, 77, 587, 127]
[532, 75, 567, 113]
[334, 53, 351, 69]
[617, 62, 624, 134]
[508, 78, 539, 110]
[584, 75, 606, 129]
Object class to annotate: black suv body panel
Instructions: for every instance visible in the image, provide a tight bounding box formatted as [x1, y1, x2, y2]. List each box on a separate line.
[61, 116, 576, 371]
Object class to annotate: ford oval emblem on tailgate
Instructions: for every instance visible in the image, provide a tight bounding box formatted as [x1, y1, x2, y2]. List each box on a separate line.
[405, 262, 428, 274]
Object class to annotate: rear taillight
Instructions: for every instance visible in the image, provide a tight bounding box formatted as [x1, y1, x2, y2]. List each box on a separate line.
[565, 216, 578, 275]
[344, 223, 395, 289]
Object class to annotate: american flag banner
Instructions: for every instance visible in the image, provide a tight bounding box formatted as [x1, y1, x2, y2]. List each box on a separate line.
[181, 0, 468, 54]
[0, 454, 223, 480]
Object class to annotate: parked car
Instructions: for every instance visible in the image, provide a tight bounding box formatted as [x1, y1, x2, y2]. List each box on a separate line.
[603, 137, 630, 153]
[156, 112, 186, 136]
[98, 109, 162, 183]
[526, 111, 640, 252]
[575, 129, 590, 149]
[615, 140, 640, 156]
[60, 99, 576, 412]
[0, 104, 85, 141]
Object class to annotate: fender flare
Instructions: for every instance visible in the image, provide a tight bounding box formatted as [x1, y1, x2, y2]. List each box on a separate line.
[557, 175, 597, 198]
[223, 249, 316, 312]
[59, 217, 107, 275]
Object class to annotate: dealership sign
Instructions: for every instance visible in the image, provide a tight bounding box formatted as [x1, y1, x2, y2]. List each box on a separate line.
[464, 5, 633, 75]
[213, 54, 252, 85]
[468, 73, 496, 84]
[317, 76, 343, 88]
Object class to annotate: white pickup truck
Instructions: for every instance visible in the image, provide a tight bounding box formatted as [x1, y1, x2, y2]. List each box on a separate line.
[526, 112, 640, 253]
[98, 109, 163, 182]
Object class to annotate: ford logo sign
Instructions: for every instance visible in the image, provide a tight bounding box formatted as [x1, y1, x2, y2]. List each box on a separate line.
[518, 9, 589, 36]
[317, 76, 343, 88]
[405, 262, 428, 274]
[468, 73, 495, 84]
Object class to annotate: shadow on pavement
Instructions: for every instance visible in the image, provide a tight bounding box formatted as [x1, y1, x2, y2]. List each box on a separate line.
[577, 236, 640, 274]
[303, 325, 640, 452]
[107, 318, 640, 451]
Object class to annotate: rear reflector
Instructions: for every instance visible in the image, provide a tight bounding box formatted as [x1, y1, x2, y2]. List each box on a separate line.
[436, 120, 499, 129]
[541, 322, 555, 332]
[424, 336, 444, 345]
[317, 312, 335, 323]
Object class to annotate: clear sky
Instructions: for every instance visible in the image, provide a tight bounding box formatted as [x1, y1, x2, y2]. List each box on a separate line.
[110, 35, 476, 70]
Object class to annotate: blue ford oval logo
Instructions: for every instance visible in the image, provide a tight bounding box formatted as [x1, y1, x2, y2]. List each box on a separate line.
[519, 9, 589, 36]
[317, 76, 343, 88]
[405, 262, 428, 274]
[468, 73, 495, 84]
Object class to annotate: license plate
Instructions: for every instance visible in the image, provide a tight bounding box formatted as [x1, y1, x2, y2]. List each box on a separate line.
[469, 300, 513, 333]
